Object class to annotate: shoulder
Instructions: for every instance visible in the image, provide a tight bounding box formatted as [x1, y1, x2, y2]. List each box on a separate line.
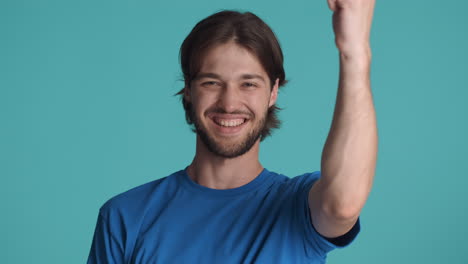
[273, 170, 322, 192]
[290, 171, 321, 186]
[262, 170, 322, 203]
[98, 170, 183, 220]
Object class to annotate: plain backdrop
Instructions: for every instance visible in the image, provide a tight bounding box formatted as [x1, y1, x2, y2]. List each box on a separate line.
[1, 0, 467, 263]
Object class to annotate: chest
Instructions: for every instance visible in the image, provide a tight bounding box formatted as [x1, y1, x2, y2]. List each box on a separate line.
[128, 192, 309, 263]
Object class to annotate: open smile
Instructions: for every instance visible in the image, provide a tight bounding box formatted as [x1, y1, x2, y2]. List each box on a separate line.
[207, 114, 250, 135]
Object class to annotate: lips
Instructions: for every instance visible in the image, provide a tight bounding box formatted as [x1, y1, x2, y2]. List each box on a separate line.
[207, 114, 250, 135]
[212, 117, 245, 127]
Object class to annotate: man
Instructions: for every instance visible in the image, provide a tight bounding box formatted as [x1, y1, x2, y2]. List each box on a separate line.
[87, 0, 377, 263]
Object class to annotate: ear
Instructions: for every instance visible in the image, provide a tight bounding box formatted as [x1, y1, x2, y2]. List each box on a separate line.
[268, 78, 279, 108]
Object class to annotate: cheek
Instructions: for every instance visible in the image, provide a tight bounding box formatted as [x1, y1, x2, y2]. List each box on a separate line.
[192, 94, 216, 115]
[249, 93, 270, 110]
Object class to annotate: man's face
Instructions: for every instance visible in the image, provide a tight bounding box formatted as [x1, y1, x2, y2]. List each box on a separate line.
[186, 42, 278, 158]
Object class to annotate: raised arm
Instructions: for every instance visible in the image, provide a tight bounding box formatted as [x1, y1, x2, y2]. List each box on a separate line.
[309, 0, 378, 238]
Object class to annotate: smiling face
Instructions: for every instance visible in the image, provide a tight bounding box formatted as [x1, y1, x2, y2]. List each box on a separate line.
[185, 41, 279, 158]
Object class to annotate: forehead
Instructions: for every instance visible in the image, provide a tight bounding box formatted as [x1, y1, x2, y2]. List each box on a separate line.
[197, 42, 268, 79]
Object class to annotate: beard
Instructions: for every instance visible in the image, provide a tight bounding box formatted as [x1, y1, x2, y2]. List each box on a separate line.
[190, 106, 267, 159]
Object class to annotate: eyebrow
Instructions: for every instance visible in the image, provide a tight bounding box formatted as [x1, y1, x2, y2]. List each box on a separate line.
[241, 74, 266, 82]
[194, 72, 266, 83]
[193, 72, 220, 80]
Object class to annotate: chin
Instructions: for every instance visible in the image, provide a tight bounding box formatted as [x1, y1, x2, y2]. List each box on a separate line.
[198, 129, 260, 159]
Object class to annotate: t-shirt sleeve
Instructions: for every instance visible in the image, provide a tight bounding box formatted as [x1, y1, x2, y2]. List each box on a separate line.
[87, 208, 125, 264]
[295, 171, 361, 256]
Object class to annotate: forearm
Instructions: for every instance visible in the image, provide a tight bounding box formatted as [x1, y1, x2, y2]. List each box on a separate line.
[319, 51, 378, 219]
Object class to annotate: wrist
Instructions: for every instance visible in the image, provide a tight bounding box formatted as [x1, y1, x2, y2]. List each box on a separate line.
[338, 43, 372, 61]
[338, 51, 371, 83]
[339, 49, 371, 72]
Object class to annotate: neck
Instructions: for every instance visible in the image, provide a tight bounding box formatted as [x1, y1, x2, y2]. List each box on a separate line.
[186, 136, 264, 190]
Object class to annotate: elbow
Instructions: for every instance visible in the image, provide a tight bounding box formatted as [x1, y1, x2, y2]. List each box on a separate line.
[311, 178, 371, 222]
[324, 201, 363, 221]
[335, 205, 362, 221]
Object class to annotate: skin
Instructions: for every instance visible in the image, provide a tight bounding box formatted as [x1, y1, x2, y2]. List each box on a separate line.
[185, 0, 377, 240]
[309, 0, 377, 238]
[184, 42, 279, 190]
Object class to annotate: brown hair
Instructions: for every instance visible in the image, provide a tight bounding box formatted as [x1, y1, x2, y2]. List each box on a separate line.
[176, 10, 288, 140]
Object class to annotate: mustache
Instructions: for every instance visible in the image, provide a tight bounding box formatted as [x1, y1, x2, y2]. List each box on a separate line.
[205, 107, 254, 118]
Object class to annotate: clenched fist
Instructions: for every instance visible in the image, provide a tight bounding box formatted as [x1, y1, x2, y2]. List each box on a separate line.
[327, 0, 375, 59]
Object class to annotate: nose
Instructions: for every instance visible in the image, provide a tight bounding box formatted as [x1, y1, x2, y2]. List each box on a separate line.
[217, 84, 241, 113]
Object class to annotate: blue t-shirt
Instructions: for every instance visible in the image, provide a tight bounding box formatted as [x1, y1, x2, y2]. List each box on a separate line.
[87, 168, 360, 263]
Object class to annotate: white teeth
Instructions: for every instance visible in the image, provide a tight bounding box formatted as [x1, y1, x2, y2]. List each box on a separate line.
[215, 119, 245, 127]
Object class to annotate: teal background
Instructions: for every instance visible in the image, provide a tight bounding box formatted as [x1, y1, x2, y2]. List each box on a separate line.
[1, 0, 467, 263]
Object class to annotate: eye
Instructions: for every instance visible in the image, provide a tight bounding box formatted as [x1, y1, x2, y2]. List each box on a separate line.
[202, 81, 220, 87]
[242, 82, 257, 88]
